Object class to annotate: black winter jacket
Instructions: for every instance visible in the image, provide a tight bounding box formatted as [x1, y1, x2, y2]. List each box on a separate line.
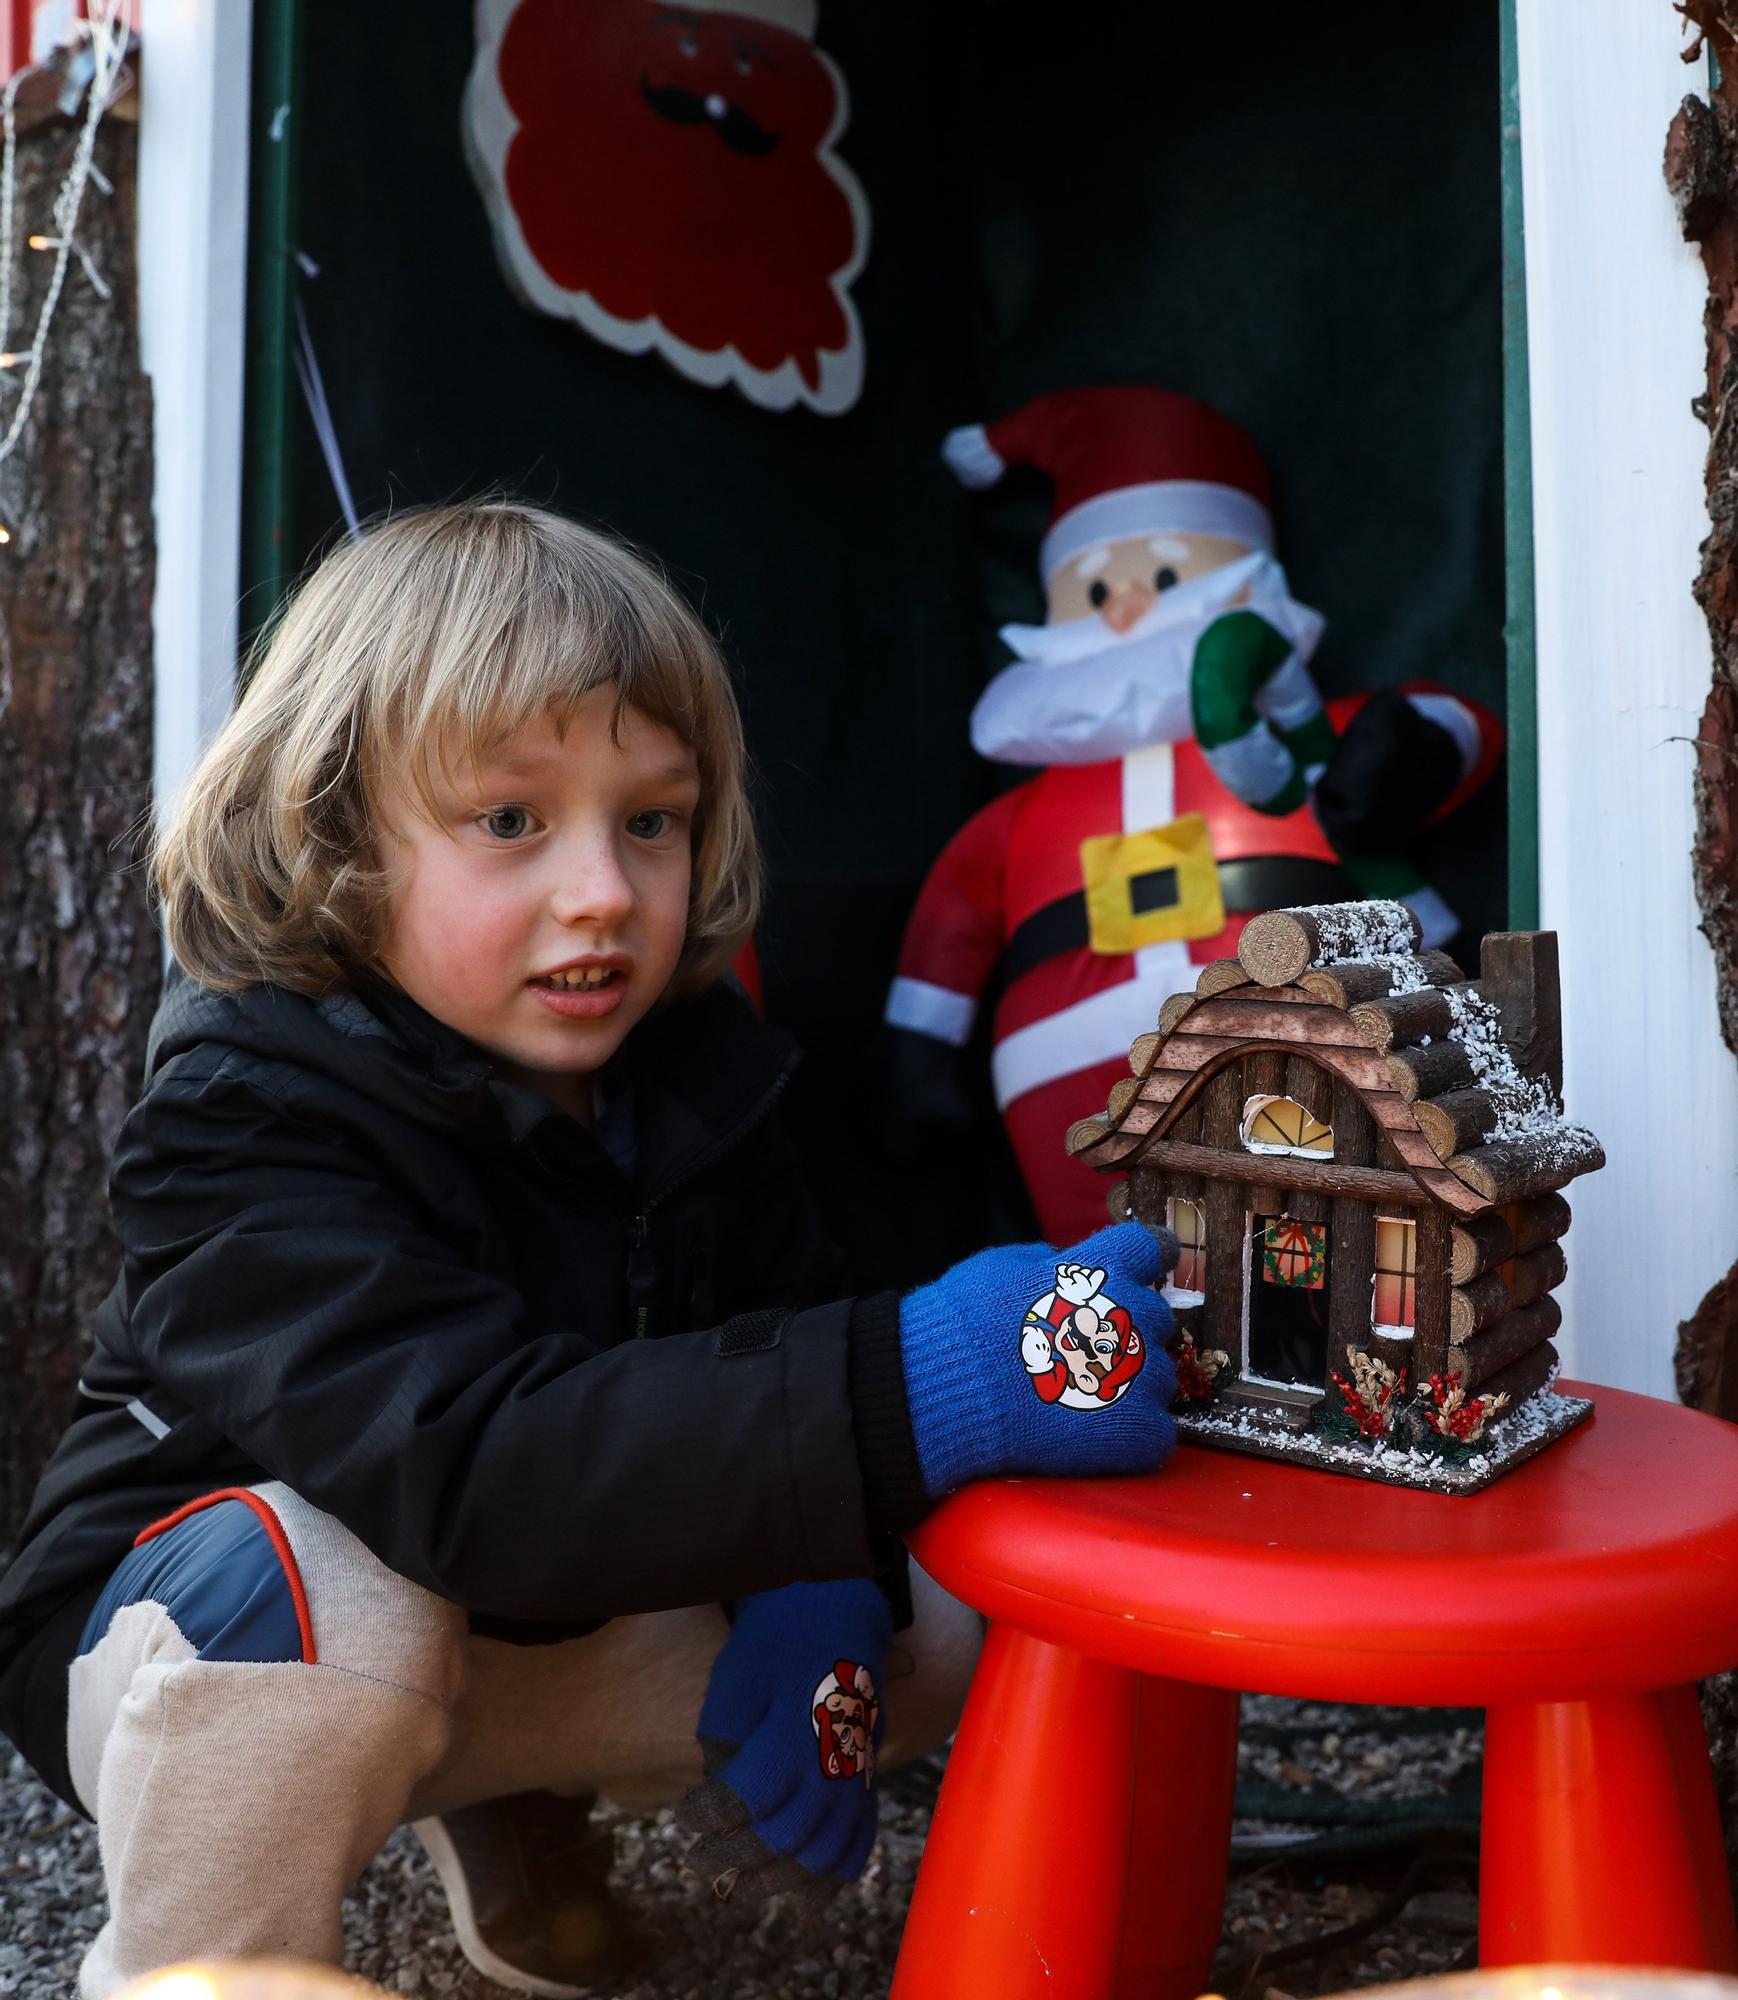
[0, 965, 928, 1809]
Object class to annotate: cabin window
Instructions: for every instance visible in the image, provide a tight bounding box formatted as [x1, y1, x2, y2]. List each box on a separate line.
[1241, 1095, 1334, 1160]
[1372, 1216, 1418, 1333]
[1166, 1197, 1205, 1303]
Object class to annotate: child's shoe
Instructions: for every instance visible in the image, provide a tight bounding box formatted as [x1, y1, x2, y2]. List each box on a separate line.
[412, 1790, 637, 1998]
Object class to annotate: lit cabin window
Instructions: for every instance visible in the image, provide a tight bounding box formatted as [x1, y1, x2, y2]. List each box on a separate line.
[1241, 1095, 1334, 1160]
[1372, 1216, 1417, 1333]
[1166, 1197, 1205, 1304]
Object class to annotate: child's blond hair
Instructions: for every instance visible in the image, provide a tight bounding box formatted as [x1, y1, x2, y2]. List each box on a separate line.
[152, 502, 759, 1000]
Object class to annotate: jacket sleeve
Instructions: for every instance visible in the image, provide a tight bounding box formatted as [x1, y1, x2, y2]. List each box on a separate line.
[711, 1107, 929, 1594]
[109, 1061, 924, 1624]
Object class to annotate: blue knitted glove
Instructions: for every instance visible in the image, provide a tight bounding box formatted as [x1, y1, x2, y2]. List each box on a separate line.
[675, 1579, 893, 1910]
[900, 1220, 1178, 1499]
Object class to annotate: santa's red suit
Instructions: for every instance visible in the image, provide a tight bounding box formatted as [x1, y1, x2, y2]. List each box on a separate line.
[888, 704, 1497, 1244]
[886, 388, 1502, 1244]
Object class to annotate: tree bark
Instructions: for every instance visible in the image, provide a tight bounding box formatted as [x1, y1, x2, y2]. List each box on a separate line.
[1666, 0, 1738, 1911]
[0, 102, 156, 1545]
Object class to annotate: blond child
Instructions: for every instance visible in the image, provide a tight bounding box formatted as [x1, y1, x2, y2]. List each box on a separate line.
[0, 503, 1177, 1996]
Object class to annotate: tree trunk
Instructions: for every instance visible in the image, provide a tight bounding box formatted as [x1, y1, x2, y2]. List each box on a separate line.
[0, 98, 156, 1545]
[1667, 1, 1738, 1914]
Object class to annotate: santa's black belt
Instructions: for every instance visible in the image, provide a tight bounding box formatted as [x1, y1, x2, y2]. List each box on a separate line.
[998, 854, 1351, 987]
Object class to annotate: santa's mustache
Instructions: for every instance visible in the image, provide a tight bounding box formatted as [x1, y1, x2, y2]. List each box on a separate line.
[639, 78, 782, 157]
[969, 552, 1324, 767]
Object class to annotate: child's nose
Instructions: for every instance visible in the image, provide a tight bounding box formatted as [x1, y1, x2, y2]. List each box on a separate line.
[550, 850, 636, 927]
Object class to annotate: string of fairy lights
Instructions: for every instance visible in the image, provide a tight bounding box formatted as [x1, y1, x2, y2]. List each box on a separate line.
[0, 0, 134, 548]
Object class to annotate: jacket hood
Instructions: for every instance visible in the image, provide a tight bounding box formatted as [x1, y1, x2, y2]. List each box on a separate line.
[144, 961, 799, 1183]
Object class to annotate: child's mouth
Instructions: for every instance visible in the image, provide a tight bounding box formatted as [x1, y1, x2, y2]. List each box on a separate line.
[528, 969, 627, 1019]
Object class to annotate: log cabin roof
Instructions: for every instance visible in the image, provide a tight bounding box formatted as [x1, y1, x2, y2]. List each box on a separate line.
[1065, 903, 1606, 1215]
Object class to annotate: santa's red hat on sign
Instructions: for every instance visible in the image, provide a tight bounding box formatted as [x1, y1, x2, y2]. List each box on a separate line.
[943, 386, 1275, 584]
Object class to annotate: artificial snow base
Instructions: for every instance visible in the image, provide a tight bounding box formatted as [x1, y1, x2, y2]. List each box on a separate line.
[1175, 1385, 1594, 1493]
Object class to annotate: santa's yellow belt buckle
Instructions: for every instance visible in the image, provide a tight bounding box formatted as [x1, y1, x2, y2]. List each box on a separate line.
[1079, 813, 1224, 954]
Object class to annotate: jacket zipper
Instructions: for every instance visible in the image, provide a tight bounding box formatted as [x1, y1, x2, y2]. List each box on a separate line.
[628, 1211, 654, 1338]
[626, 1064, 795, 1339]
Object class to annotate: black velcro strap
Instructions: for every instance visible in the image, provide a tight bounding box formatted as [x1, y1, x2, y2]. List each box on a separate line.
[717, 1309, 789, 1357]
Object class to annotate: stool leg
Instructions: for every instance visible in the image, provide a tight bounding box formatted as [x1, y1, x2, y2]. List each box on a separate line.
[891, 1621, 1138, 2000]
[1114, 1679, 1241, 2000]
[1660, 1682, 1738, 1969]
[1482, 1690, 1727, 1966]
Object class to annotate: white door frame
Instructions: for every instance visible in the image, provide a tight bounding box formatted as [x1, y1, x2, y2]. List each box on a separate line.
[1514, 1, 1736, 1399]
[136, 0, 251, 941]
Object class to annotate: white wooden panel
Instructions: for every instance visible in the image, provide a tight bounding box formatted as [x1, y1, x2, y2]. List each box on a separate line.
[1516, 1, 1734, 1397]
[137, 0, 250, 945]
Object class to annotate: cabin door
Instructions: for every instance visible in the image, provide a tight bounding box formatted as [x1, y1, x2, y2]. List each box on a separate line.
[1244, 1213, 1330, 1390]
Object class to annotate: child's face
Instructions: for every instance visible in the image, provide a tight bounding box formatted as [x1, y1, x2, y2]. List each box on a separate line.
[374, 692, 701, 1119]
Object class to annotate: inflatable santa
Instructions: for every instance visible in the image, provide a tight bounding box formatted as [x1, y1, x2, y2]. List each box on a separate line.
[885, 387, 1501, 1242]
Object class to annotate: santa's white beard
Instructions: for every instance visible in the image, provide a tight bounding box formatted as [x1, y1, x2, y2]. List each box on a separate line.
[969, 551, 1326, 767]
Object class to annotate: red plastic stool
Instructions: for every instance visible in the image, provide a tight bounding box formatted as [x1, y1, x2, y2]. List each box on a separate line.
[891, 1385, 1738, 2000]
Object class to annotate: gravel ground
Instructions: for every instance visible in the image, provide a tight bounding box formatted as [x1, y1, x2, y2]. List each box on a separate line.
[1, 1700, 1485, 1999]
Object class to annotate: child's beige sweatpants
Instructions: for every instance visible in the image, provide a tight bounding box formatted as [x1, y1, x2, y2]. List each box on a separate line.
[65, 1482, 983, 1998]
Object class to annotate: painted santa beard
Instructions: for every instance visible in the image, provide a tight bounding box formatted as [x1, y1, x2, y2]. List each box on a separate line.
[969, 552, 1325, 768]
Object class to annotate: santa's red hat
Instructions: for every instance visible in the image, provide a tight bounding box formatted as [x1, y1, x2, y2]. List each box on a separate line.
[943, 386, 1273, 582]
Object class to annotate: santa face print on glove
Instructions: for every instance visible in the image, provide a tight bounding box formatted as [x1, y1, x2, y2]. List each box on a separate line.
[812, 1659, 879, 1785]
[1020, 1262, 1147, 1410]
[466, 0, 869, 415]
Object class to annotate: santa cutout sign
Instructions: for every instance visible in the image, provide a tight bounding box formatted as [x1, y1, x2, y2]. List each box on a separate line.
[466, 0, 869, 414]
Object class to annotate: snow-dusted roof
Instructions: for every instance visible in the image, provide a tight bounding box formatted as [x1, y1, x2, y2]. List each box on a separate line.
[1067, 899, 1605, 1213]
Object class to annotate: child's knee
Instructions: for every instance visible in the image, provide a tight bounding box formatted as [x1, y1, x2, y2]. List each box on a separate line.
[252, 1481, 466, 1703]
[882, 1563, 984, 1769]
[68, 1484, 466, 1812]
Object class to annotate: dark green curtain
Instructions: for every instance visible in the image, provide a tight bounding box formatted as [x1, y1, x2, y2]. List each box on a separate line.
[282, 0, 1503, 1289]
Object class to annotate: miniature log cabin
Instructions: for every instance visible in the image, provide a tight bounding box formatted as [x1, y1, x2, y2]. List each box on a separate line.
[1066, 900, 1606, 1491]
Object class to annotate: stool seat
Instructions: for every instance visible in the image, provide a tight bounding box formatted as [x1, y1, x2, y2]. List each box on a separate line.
[893, 1386, 1738, 1999]
[908, 1384, 1738, 1705]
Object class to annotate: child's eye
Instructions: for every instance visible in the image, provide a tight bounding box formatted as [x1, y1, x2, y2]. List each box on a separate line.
[627, 809, 679, 840]
[477, 805, 537, 841]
